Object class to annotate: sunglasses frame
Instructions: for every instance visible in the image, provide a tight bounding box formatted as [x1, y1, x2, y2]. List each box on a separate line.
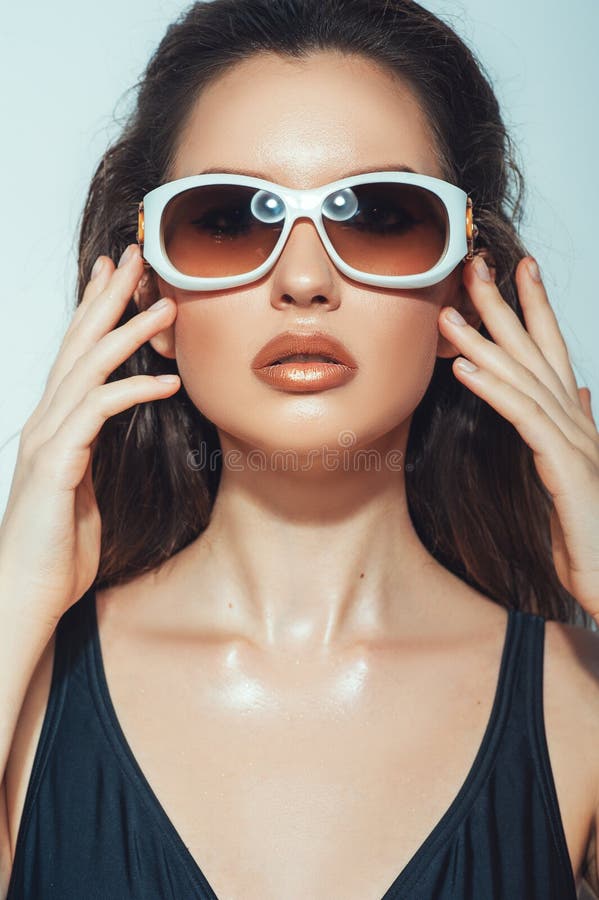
[137, 171, 478, 291]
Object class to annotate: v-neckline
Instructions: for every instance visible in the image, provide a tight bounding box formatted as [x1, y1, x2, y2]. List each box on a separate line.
[85, 587, 518, 899]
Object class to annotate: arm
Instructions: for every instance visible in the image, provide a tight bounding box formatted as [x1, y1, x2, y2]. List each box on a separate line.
[1, 779, 9, 898]
[0, 583, 57, 897]
[587, 778, 599, 897]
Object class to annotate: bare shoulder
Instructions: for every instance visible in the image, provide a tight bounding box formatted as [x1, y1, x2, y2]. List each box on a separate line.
[543, 617, 599, 897]
[543, 617, 599, 731]
[2, 628, 56, 879]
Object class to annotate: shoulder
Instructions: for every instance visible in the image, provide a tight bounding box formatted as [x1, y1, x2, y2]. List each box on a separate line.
[542, 617, 599, 773]
[543, 617, 599, 725]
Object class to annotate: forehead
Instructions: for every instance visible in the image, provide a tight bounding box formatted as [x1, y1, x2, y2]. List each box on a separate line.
[171, 51, 443, 187]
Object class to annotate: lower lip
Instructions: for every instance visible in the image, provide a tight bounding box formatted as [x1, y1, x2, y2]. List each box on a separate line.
[252, 360, 357, 392]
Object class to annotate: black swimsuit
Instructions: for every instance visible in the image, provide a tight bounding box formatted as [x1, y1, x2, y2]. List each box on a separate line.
[7, 587, 578, 898]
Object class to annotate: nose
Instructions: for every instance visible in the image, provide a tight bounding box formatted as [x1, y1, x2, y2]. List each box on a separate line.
[268, 216, 341, 311]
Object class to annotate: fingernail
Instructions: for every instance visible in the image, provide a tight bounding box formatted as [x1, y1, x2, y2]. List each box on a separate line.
[445, 307, 467, 326]
[147, 297, 169, 312]
[118, 245, 137, 268]
[473, 255, 491, 282]
[456, 357, 478, 373]
[91, 257, 104, 280]
[528, 258, 542, 283]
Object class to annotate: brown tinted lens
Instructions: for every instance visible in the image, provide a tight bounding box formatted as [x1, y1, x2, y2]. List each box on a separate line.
[322, 181, 449, 276]
[162, 184, 284, 277]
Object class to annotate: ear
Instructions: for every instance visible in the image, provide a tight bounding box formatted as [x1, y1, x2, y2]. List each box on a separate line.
[132, 266, 177, 360]
[436, 248, 496, 359]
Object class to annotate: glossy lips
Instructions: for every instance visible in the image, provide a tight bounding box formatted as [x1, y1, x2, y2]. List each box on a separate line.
[251, 331, 358, 393]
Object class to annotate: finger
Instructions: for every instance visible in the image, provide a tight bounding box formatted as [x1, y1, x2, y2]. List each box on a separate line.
[461, 256, 579, 411]
[25, 298, 177, 450]
[459, 257, 595, 438]
[64, 254, 113, 337]
[63, 249, 132, 339]
[514, 256, 582, 404]
[64, 244, 142, 343]
[450, 355, 596, 494]
[31, 374, 181, 493]
[64, 249, 145, 352]
[440, 307, 599, 457]
[38, 245, 146, 418]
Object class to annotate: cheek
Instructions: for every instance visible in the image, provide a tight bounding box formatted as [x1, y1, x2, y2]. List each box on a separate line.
[170, 302, 259, 422]
[353, 302, 441, 419]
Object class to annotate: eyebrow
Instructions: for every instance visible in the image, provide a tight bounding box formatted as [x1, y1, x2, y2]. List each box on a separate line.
[194, 162, 418, 179]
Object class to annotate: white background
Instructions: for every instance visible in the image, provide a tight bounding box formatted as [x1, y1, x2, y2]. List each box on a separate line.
[1, 0, 597, 520]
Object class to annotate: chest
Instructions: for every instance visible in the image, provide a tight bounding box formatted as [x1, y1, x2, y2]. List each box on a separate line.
[95, 618, 591, 900]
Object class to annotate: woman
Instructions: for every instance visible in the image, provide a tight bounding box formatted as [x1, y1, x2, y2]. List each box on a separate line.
[1, 0, 598, 897]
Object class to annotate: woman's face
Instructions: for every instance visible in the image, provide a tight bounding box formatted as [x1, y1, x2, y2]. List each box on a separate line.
[142, 52, 474, 460]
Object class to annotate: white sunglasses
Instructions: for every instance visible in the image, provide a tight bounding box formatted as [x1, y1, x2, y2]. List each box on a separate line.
[136, 170, 478, 291]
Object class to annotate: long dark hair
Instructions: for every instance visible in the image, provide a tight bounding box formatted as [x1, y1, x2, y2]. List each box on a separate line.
[76, 0, 593, 628]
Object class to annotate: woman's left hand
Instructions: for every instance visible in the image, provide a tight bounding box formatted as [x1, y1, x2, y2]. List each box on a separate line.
[438, 254, 599, 624]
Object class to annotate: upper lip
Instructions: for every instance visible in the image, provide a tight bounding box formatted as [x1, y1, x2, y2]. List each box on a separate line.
[251, 331, 358, 369]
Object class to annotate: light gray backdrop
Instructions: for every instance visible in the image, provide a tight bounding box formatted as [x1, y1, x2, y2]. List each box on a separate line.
[1, 0, 597, 521]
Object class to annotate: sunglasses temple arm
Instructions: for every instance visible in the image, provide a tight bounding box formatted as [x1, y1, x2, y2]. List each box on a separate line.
[137, 201, 153, 270]
[465, 197, 479, 260]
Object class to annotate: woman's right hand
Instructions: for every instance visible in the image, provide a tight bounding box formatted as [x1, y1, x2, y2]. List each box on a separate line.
[0, 244, 180, 628]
